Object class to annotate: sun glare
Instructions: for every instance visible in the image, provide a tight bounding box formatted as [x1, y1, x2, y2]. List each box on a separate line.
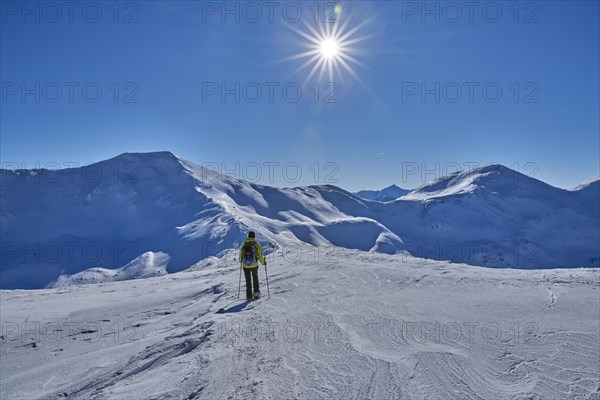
[285, 5, 372, 85]
[320, 39, 339, 59]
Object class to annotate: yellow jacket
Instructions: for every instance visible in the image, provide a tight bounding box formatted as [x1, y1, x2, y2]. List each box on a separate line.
[239, 238, 266, 269]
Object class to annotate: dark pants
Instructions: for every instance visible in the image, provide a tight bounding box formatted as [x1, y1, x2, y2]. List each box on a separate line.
[243, 267, 259, 299]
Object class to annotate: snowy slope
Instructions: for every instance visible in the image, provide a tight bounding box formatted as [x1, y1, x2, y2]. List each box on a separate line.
[1, 247, 598, 399]
[380, 165, 600, 268]
[316, 169, 599, 269]
[0, 152, 244, 288]
[178, 158, 403, 255]
[1, 153, 598, 289]
[355, 185, 410, 202]
[0, 152, 401, 288]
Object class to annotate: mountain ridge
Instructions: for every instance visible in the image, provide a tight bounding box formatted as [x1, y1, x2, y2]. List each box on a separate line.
[1, 152, 598, 289]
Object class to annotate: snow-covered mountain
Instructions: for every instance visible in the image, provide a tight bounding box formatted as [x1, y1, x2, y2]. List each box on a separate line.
[376, 165, 600, 269]
[0, 152, 402, 289]
[1, 152, 598, 289]
[355, 184, 410, 202]
[1, 153, 599, 399]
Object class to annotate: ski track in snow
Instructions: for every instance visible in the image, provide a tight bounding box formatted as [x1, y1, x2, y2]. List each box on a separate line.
[1, 247, 599, 400]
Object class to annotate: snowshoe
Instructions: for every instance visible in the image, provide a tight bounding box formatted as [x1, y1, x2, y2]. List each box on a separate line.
[253, 291, 261, 300]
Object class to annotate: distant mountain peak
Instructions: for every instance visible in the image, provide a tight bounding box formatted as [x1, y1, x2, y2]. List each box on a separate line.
[476, 163, 507, 172]
[108, 151, 181, 164]
[385, 184, 403, 190]
[119, 150, 177, 157]
[402, 164, 556, 200]
[355, 185, 410, 202]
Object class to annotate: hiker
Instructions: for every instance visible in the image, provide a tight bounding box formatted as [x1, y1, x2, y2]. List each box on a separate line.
[239, 231, 266, 300]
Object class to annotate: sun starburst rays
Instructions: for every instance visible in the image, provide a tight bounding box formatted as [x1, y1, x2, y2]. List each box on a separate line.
[286, 12, 370, 87]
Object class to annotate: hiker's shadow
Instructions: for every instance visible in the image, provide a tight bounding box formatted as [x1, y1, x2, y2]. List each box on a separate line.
[216, 301, 253, 314]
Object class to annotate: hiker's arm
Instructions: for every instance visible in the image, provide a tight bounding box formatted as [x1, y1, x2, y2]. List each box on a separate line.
[257, 243, 266, 265]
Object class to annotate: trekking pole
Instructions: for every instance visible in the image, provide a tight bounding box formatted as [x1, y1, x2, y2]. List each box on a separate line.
[237, 263, 242, 300]
[264, 262, 271, 300]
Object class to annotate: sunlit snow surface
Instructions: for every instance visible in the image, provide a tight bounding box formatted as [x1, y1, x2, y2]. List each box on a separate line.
[1, 247, 598, 399]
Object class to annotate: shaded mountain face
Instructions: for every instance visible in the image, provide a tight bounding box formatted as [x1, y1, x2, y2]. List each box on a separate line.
[355, 185, 410, 202]
[1, 152, 598, 288]
[0, 152, 243, 288]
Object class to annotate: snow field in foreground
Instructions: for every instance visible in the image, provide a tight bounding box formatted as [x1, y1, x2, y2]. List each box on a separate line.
[1, 246, 599, 399]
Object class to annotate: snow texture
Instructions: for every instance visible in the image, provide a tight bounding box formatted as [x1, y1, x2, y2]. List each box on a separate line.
[1, 247, 598, 399]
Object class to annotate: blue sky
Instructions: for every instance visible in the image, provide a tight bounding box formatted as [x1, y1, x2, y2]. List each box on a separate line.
[1, 1, 598, 191]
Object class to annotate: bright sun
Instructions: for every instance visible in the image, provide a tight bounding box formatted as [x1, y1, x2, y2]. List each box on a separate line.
[320, 39, 339, 59]
[285, 6, 371, 85]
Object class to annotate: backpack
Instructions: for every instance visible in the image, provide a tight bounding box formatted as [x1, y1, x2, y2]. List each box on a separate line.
[242, 242, 257, 266]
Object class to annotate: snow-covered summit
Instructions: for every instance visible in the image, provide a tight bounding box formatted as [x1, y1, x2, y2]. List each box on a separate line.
[401, 164, 561, 200]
